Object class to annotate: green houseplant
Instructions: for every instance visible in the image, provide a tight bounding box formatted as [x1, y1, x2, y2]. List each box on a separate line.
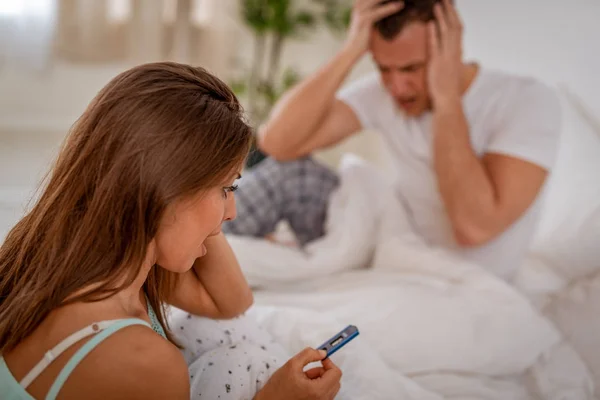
[233, 0, 351, 167]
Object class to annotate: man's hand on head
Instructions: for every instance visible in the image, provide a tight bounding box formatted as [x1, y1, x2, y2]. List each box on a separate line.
[344, 0, 404, 60]
[427, 0, 464, 109]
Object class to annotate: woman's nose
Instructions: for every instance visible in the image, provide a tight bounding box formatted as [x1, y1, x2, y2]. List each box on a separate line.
[223, 195, 237, 221]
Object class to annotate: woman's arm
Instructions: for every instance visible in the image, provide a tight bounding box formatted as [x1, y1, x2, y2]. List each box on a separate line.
[167, 232, 253, 319]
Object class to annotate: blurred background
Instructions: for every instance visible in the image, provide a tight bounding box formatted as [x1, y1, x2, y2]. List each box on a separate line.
[0, 0, 599, 239]
[1, 1, 600, 393]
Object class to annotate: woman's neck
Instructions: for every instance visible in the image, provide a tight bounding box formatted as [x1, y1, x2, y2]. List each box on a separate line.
[63, 242, 157, 317]
[114, 243, 157, 316]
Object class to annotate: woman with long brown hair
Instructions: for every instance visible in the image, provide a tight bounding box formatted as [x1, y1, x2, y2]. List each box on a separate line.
[0, 62, 341, 399]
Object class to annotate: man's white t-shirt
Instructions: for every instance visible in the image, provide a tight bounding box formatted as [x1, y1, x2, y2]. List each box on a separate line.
[336, 67, 561, 279]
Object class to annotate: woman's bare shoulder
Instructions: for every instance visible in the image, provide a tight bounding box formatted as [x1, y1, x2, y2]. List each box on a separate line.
[63, 325, 190, 399]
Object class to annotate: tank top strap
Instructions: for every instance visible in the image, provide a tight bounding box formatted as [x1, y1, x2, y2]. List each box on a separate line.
[45, 318, 150, 400]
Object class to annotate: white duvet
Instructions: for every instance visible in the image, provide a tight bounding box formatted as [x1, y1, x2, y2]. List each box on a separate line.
[228, 154, 595, 399]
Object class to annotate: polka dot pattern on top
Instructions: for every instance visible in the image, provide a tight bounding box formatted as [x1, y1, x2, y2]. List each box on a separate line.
[169, 308, 290, 399]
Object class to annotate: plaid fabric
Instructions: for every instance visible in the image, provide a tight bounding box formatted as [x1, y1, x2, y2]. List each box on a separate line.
[222, 157, 339, 246]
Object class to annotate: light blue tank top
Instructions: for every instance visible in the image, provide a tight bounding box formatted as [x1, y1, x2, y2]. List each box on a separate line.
[0, 298, 167, 400]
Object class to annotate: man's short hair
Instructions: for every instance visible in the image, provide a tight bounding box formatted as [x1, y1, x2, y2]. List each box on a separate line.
[375, 0, 448, 40]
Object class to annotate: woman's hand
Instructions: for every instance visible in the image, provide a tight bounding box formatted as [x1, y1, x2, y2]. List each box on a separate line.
[254, 348, 342, 400]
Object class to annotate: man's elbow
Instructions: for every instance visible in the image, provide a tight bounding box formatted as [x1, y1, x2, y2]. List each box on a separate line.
[256, 129, 301, 162]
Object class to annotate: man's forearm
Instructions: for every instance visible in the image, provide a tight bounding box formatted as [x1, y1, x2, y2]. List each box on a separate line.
[433, 100, 498, 246]
[258, 46, 360, 158]
[192, 233, 253, 317]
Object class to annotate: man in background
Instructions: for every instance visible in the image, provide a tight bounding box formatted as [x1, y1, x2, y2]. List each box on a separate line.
[223, 0, 561, 280]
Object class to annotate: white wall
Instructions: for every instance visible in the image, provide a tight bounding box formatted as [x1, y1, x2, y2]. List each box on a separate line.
[459, 0, 600, 116]
[0, 0, 598, 150]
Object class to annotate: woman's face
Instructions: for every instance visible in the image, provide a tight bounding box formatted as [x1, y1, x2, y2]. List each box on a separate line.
[153, 170, 241, 272]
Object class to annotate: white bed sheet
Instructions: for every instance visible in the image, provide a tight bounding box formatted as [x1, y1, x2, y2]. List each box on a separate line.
[229, 154, 595, 399]
[248, 271, 593, 400]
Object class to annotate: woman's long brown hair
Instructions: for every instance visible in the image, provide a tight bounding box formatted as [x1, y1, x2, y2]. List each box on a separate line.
[0, 62, 253, 352]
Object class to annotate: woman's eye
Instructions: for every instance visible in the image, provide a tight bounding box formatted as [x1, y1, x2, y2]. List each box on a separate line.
[223, 184, 238, 198]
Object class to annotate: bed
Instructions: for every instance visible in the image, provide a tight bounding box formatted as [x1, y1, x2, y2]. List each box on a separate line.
[0, 84, 597, 399]
[226, 85, 600, 399]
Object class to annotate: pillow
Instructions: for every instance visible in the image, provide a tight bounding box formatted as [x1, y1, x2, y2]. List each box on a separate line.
[530, 87, 600, 282]
[543, 269, 600, 394]
[531, 205, 600, 283]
